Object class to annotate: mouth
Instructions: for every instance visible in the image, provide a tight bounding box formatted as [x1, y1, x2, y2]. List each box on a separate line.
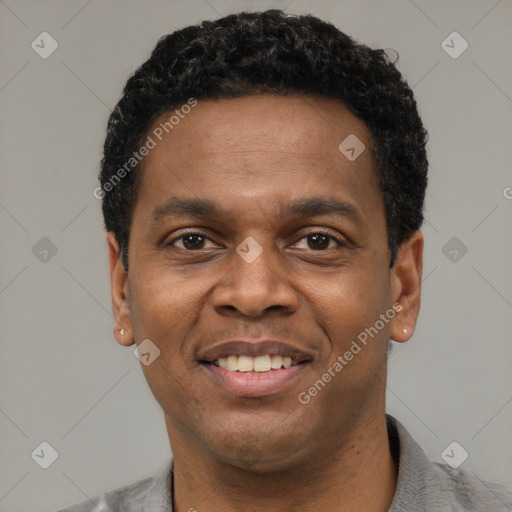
[197, 339, 313, 396]
[202, 354, 310, 373]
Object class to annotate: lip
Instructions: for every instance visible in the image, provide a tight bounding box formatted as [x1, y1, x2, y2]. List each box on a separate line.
[201, 361, 310, 397]
[197, 338, 313, 397]
[198, 338, 313, 364]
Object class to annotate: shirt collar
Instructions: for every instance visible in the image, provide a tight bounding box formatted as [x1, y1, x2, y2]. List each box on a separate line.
[142, 457, 174, 511]
[386, 414, 456, 512]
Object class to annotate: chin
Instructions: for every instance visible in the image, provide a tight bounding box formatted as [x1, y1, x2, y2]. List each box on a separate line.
[202, 423, 314, 473]
[213, 444, 310, 474]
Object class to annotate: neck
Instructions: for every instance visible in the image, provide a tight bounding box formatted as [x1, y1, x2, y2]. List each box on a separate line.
[168, 412, 397, 512]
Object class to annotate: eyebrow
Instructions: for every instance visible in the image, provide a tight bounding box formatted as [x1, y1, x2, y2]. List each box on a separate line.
[152, 196, 361, 224]
[153, 197, 221, 222]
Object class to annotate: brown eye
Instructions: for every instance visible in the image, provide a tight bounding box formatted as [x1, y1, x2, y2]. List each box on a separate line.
[180, 234, 206, 250]
[293, 231, 346, 251]
[167, 230, 216, 250]
[307, 233, 331, 250]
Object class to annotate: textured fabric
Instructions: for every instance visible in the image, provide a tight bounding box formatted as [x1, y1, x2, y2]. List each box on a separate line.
[58, 414, 512, 511]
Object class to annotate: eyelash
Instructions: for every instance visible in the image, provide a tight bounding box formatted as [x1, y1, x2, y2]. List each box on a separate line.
[166, 229, 348, 251]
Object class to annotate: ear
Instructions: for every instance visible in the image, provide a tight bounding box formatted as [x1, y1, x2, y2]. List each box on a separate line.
[107, 232, 134, 346]
[389, 230, 423, 343]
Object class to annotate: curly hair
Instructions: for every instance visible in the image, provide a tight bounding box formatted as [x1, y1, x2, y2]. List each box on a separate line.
[99, 9, 428, 271]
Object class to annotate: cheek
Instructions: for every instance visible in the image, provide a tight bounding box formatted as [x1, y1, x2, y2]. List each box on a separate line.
[306, 270, 391, 391]
[310, 265, 386, 335]
[128, 270, 207, 397]
[130, 269, 212, 423]
[130, 265, 208, 341]
[304, 270, 391, 412]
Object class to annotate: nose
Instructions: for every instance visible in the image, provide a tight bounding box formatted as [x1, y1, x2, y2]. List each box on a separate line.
[211, 240, 298, 317]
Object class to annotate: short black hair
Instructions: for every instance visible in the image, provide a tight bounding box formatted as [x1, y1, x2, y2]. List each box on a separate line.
[99, 9, 428, 271]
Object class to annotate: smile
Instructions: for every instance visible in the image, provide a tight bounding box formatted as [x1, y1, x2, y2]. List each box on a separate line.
[197, 340, 313, 396]
[208, 354, 306, 373]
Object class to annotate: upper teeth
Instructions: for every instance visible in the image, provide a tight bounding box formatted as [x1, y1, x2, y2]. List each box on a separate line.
[215, 354, 293, 372]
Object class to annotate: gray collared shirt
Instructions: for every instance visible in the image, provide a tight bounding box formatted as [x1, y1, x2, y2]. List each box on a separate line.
[58, 414, 512, 511]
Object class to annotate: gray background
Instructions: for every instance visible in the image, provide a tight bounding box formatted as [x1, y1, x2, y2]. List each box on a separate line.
[0, 0, 511, 510]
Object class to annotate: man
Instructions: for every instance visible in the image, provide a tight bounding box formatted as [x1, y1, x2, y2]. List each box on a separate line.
[60, 9, 512, 512]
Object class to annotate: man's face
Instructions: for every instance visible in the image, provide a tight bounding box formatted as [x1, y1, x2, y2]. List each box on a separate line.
[109, 94, 417, 470]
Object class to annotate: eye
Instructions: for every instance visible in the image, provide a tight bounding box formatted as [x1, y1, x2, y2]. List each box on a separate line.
[165, 229, 348, 252]
[292, 230, 347, 251]
[166, 230, 217, 251]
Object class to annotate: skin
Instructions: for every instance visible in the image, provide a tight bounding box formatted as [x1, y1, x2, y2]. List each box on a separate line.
[107, 94, 423, 512]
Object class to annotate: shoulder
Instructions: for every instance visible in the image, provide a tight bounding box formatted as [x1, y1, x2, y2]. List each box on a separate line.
[387, 415, 512, 511]
[57, 475, 154, 512]
[57, 458, 173, 512]
[431, 461, 512, 511]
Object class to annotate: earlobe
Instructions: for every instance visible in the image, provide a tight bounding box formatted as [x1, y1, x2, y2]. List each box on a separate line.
[389, 230, 423, 343]
[107, 232, 134, 346]
[113, 325, 134, 347]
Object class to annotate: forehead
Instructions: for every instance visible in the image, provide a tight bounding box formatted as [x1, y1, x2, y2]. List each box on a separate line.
[147, 94, 372, 165]
[133, 94, 383, 230]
